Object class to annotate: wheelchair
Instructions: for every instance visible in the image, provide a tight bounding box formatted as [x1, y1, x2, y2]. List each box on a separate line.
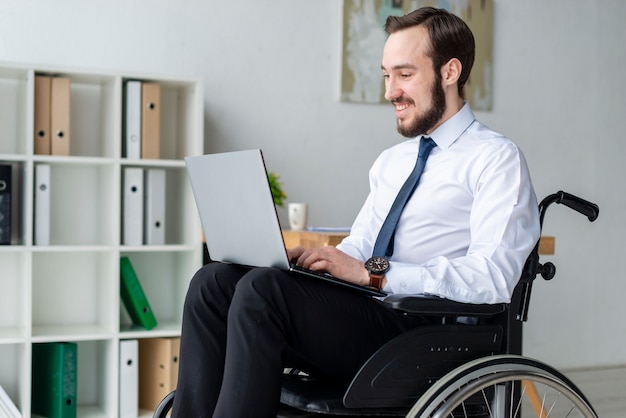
[154, 191, 600, 418]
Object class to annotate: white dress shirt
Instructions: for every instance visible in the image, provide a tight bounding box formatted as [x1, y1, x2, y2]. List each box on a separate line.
[337, 103, 540, 304]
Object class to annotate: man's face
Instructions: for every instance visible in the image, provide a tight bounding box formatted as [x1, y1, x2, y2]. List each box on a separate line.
[381, 26, 446, 137]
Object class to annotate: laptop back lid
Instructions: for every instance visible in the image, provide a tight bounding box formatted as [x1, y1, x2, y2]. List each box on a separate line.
[185, 149, 290, 269]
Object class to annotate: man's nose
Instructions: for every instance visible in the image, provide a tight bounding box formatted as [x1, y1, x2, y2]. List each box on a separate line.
[384, 78, 401, 102]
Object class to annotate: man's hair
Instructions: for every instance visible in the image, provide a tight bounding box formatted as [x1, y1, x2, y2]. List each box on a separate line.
[385, 7, 475, 98]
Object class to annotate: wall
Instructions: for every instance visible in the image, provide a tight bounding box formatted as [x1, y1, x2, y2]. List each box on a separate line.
[1, 0, 624, 370]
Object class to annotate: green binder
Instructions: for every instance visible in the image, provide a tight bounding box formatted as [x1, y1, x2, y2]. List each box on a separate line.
[31, 342, 77, 418]
[120, 256, 158, 330]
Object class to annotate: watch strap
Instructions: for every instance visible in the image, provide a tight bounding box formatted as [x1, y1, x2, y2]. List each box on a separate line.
[369, 273, 384, 290]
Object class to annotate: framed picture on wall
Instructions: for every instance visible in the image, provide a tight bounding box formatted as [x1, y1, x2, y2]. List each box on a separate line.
[340, 0, 494, 111]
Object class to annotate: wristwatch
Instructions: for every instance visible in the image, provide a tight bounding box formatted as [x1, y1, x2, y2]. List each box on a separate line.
[364, 256, 390, 290]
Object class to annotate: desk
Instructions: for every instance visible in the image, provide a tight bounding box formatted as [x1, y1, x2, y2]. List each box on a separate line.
[282, 230, 348, 249]
[282, 230, 555, 256]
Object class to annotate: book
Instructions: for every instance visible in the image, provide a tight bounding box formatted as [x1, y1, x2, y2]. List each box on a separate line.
[0, 164, 11, 245]
[50, 77, 71, 156]
[34, 164, 51, 245]
[138, 337, 179, 410]
[119, 339, 139, 418]
[144, 169, 166, 245]
[123, 80, 142, 159]
[122, 167, 144, 246]
[31, 342, 77, 418]
[141, 82, 160, 159]
[34, 75, 52, 155]
[120, 257, 157, 330]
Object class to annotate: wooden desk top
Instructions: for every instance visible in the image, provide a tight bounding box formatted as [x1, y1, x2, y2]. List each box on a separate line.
[282, 230, 555, 255]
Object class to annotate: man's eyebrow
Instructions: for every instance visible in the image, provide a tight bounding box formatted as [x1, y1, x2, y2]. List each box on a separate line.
[380, 63, 418, 71]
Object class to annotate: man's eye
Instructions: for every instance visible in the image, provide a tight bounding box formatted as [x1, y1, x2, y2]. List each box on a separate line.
[382, 74, 390, 79]
[401, 73, 412, 78]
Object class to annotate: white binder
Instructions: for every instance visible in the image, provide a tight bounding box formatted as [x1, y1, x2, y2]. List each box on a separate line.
[34, 164, 51, 245]
[119, 339, 139, 418]
[124, 81, 142, 159]
[123, 167, 144, 245]
[144, 169, 166, 245]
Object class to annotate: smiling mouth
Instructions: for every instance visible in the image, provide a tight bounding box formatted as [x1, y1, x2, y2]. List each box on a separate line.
[391, 98, 412, 112]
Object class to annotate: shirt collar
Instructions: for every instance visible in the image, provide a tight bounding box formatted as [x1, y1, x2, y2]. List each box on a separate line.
[423, 102, 476, 150]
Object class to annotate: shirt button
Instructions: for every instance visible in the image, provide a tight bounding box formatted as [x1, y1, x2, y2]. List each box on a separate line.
[400, 281, 408, 290]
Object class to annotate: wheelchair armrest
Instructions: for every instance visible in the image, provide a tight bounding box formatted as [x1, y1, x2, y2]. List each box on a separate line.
[382, 294, 506, 317]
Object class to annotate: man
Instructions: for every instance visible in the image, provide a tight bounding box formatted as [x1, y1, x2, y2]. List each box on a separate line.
[172, 7, 540, 417]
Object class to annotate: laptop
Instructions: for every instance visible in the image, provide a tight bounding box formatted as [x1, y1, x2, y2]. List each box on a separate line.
[185, 149, 386, 297]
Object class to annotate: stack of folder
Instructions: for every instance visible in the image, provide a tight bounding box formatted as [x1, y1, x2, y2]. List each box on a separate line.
[122, 167, 166, 246]
[31, 342, 77, 418]
[123, 80, 161, 160]
[138, 337, 180, 411]
[34, 75, 71, 156]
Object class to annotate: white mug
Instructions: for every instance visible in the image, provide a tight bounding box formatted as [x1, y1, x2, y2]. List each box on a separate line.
[288, 203, 308, 231]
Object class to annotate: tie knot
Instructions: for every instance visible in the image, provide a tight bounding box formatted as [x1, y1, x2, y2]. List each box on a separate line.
[419, 137, 436, 158]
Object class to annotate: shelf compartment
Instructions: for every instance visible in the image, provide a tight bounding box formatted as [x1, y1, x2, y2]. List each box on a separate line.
[36, 71, 119, 159]
[0, 251, 29, 340]
[30, 339, 114, 418]
[121, 77, 202, 161]
[0, 67, 29, 155]
[119, 164, 198, 246]
[31, 251, 117, 339]
[159, 79, 202, 160]
[34, 161, 118, 246]
[76, 339, 115, 418]
[119, 250, 200, 334]
[0, 343, 26, 416]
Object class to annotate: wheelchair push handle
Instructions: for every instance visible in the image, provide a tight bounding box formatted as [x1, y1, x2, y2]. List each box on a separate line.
[556, 191, 599, 222]
[518, 191, 599, 322]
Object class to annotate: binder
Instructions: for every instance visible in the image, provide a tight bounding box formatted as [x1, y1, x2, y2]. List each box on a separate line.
[34, 164, 51, 245]
[34, 75, 52, 155]
[144, 169, 166, 245]
[0, 383, 20, 418]
[122, 167, 144, 246]
[141, 82, 160, 159]
[138, 338, 178, 410]
[0, 164, 11, 245]
[170, 337, 180, 389]
[120, 256, 157, 330]
[50, 77, 71, 156]
[119, 339, 139, 418]
[31, 342, 77, 418]
[123, 81, 142, 159]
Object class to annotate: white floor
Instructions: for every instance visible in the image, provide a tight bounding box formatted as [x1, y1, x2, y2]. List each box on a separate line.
[563, 366, 626, 417]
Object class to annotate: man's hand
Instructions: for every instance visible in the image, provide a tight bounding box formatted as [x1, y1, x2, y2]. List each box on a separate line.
[287, 246, 370, 287]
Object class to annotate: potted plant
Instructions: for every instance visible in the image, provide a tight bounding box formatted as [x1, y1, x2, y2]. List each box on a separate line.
[267, 172, 287, 207]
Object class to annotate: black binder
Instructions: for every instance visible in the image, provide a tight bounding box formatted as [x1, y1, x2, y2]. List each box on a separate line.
[0, 164, 11, 245]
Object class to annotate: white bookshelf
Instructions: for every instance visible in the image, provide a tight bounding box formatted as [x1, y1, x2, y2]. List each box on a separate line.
[0, 62, 204, 417]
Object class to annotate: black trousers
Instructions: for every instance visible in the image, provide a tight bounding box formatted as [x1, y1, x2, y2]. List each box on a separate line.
[172, 262, 428, 418]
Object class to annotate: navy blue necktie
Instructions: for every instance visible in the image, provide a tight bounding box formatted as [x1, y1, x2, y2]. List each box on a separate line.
[372, 137, 436, 258]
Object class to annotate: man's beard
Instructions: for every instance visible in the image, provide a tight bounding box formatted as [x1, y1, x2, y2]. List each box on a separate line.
[396, 75, 446, 138]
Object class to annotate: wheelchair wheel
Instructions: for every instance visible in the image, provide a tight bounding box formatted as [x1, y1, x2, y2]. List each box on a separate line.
[153, 390, 175, 418]
[407, 355, 597, 418]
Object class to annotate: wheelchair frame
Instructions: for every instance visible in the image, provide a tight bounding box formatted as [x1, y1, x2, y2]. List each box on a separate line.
[153, 191, 600, 418]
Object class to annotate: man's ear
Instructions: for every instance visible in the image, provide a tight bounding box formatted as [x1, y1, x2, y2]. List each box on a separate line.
[441, 58, 462, 86]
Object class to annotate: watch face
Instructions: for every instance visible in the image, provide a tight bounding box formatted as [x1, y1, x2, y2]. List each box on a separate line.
[365, 256, 390, 274]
